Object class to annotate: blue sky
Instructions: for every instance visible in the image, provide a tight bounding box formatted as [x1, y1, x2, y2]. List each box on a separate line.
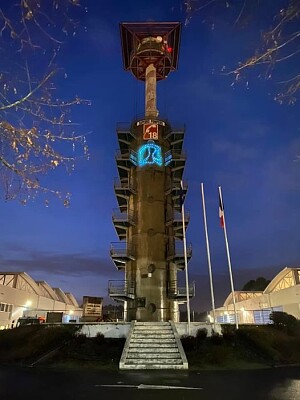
[0, 0, 299, 311]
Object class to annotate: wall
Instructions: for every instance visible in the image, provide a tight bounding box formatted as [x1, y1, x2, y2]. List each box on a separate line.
[79, 323, 131, 338]
[175, 322, 222, 336]
[78, 322, 222, 338]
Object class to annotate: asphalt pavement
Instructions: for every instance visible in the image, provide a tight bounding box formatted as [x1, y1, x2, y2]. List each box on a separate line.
[0, 365, 299, 400]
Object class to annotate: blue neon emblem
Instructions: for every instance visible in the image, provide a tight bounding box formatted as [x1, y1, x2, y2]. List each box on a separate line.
[138, 141, 163, 167]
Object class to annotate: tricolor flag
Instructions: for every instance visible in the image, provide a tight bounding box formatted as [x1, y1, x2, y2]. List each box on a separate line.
[219, 192, 224, 228]
[179, 181, 184, 209]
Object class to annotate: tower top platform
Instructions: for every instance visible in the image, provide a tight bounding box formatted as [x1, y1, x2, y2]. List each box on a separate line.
[120, 22, 181, 81]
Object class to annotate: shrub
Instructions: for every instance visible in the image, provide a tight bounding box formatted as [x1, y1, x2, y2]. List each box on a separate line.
[235, 327, 278, 362]
[222, 324, 237, 343]
[270, 311, 298, 334]
[0, 325, 78, 362]
[196, 328, 207, 341]
[95, 332, 105, 344]
[210, 332, 223, 345]
[74, 333, 87, 344]
[180, 335, 196, 352]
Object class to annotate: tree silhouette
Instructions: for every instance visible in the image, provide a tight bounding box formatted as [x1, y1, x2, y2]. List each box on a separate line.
[0, 0, 89, 206]
[242, 276, 270, 291]
[184, 0, 300, 104]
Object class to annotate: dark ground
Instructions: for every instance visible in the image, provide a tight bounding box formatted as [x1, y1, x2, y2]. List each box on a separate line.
[1, 324, 300, 399]
[0, 364, 299, 400]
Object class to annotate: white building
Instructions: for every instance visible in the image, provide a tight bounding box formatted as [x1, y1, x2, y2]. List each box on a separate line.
[0, 272, 82, 329]
[212, 267, 300, 324]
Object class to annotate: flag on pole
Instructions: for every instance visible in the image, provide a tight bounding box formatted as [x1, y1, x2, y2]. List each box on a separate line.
[219, 192, 224, 228]
[179, 181, 184, 209]
[218, 185, 239, 329]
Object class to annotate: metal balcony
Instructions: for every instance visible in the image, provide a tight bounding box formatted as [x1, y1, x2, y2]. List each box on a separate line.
[165, 150, 186, 180]
[167, 240, 192, 270]
[114, 178, 136, 210]
[108, 280, 135, 301]
[112, 209, 136, 240]
[166, 210, 190, 240]
[175, 181, 188, 209]
[167, 280, 195, 300]
[115, 149, 137, 179]
[116, 125, 136, 151]
[165, 179, 187, 194]
[110, 242, 135, 270]
[165, 180, 188, 210]
[164, 128, 185, 153]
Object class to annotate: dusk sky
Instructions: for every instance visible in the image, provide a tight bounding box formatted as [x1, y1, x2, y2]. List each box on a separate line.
[0, 0, 299, 311]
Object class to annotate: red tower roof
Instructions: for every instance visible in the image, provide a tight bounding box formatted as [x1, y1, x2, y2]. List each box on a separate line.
[120, 22, 181, 81]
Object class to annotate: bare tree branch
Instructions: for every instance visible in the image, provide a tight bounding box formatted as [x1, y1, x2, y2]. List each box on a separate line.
[0, 0, 89, 205]
[184, 0, 300, 104]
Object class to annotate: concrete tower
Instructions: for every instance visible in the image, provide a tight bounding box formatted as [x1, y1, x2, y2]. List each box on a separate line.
[108, 22, 194, 322]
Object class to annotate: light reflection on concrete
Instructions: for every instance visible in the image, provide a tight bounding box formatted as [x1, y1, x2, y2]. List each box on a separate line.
[270, 378, 300, 400]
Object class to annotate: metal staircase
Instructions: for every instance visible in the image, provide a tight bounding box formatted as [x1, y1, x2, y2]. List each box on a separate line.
[119, 321, 188, 370]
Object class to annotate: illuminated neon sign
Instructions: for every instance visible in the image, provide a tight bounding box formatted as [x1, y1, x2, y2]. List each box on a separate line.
[143, 123, 159, 140]
[138, 141, 163, 167]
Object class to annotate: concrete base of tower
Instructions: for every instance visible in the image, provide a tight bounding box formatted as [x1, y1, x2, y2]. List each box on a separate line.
[123, 299, 180, 323]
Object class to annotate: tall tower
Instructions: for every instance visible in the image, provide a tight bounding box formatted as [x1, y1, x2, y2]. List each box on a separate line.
[108, 22, 194, 322]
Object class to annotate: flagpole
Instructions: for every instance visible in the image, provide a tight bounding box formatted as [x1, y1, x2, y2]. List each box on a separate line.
[200, 183, 216, 332]
[181, 180, 191, 335]
[218, 186, 239, 330]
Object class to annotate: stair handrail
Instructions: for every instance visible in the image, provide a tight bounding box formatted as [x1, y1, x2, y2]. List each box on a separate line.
[169, 320, 188, 369]
[119, 320, 136, 369]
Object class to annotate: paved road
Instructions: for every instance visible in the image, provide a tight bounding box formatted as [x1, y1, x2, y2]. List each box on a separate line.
[0, 365, 299, 400]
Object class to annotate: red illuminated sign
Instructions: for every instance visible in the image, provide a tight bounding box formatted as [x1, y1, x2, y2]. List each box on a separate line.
[143, 123, 159, 140]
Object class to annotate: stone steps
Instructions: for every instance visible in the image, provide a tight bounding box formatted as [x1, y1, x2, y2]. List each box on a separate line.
[135, 322, 170, 325]
[122, 364, 186, 370]
[128, 342, 178, 348]
[119, 321, 188, 370]
[134, 326, 171, 330]
[126, 353, 180, 359]
[125, 358, 183, 365]
[126, 353, 181, 360]
[132, 328, 173, 332]
[128, 346, 178, 352]
[131, 334, 175, 339]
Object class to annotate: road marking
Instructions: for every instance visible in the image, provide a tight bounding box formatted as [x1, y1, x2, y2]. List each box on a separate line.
[95, 384, 202, 390]
[138, 384, 202, 390]
[95, 384, 137, 388]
